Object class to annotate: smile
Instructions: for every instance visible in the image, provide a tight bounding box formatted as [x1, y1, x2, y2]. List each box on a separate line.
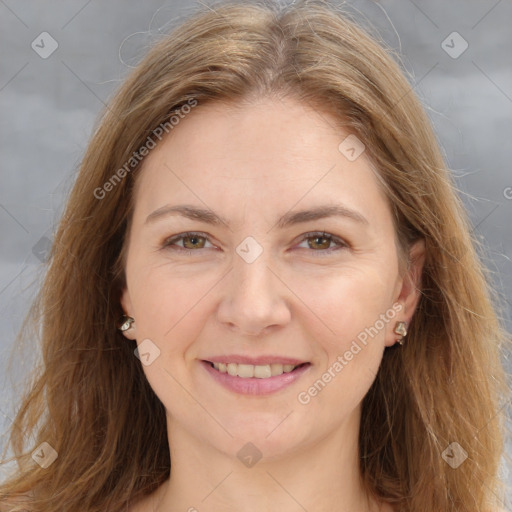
[209, 361, 304, 378]
[201, 360, 312, 395]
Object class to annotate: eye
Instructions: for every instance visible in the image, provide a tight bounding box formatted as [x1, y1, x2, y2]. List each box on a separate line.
[162, 230, 348, 256]
[162, 231, 215, 254]
[295, 231, 348, 256]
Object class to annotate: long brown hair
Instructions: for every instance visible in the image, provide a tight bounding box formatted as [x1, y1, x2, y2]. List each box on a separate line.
[1, 1, 510, 510]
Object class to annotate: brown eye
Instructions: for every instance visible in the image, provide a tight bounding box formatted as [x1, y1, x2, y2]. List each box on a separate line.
[162, 232, 214, 252]
[162, 231, 347, 256]
[307, 234, 332, 250]
[295, 231, 348, 256]
[181, 234, 207, 249]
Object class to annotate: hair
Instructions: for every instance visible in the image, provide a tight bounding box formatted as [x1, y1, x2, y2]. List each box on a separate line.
[1, 1, 510, 510]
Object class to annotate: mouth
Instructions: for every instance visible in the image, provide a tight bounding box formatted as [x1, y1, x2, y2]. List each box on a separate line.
[200, 359, 312, 396]
[203, 360, 310, 379]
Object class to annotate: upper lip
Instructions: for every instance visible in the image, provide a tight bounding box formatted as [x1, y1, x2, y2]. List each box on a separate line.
[203, 355, 309, 366]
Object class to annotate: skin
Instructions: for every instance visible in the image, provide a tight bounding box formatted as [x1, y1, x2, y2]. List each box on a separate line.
[121, 95, 425, 512]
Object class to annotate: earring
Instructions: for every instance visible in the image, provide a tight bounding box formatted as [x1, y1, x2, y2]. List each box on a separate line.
[118, 315, 135, 332]
[394, 321, 407, 345]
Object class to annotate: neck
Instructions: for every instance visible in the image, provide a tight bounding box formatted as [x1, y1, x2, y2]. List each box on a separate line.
[154, 408, 384, 512]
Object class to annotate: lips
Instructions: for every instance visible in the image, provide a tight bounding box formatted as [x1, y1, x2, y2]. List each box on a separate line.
[200, 358, 312, 395]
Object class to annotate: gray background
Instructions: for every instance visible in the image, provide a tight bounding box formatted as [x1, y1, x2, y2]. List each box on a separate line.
[0, 0, 511, 506]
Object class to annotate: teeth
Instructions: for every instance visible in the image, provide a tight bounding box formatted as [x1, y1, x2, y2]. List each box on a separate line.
[211, 362, 299, 378]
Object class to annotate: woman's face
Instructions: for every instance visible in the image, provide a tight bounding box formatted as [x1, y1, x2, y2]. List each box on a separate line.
[121, 96, 423, 460]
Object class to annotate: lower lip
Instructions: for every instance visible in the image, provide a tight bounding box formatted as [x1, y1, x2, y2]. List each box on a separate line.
[200, 360, 312, 396]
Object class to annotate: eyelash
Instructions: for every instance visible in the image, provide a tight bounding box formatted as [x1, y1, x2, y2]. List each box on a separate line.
[161, 231, 349, 257]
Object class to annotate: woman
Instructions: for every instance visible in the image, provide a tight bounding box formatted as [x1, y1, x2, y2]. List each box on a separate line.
[1, 1, 509, 511]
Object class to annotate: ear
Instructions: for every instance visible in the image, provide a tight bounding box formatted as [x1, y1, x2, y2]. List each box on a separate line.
[399, 238, 426, 315]
[385, 238, 426, 347]
[120, 287, 137, 340]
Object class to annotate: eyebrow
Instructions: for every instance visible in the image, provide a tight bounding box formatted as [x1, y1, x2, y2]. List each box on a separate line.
[145, 203, 369, 229]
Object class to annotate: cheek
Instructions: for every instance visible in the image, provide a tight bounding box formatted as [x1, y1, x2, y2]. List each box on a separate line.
[127, 261, 218, 352]
[298, 267, 396, 410]
[297, 266, 395, 393]
[126, 267, 214, 412]
[294, 262, 396, 344]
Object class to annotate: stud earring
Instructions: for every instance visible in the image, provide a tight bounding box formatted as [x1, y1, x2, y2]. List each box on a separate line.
[394, 321, 407, 345]
[118, 315, 135, 332]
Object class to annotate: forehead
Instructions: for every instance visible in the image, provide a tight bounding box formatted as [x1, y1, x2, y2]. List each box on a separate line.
[131, 96, 391, 230]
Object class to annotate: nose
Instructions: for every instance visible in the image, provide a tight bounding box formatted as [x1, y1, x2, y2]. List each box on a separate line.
[216, 249, 291, 336]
